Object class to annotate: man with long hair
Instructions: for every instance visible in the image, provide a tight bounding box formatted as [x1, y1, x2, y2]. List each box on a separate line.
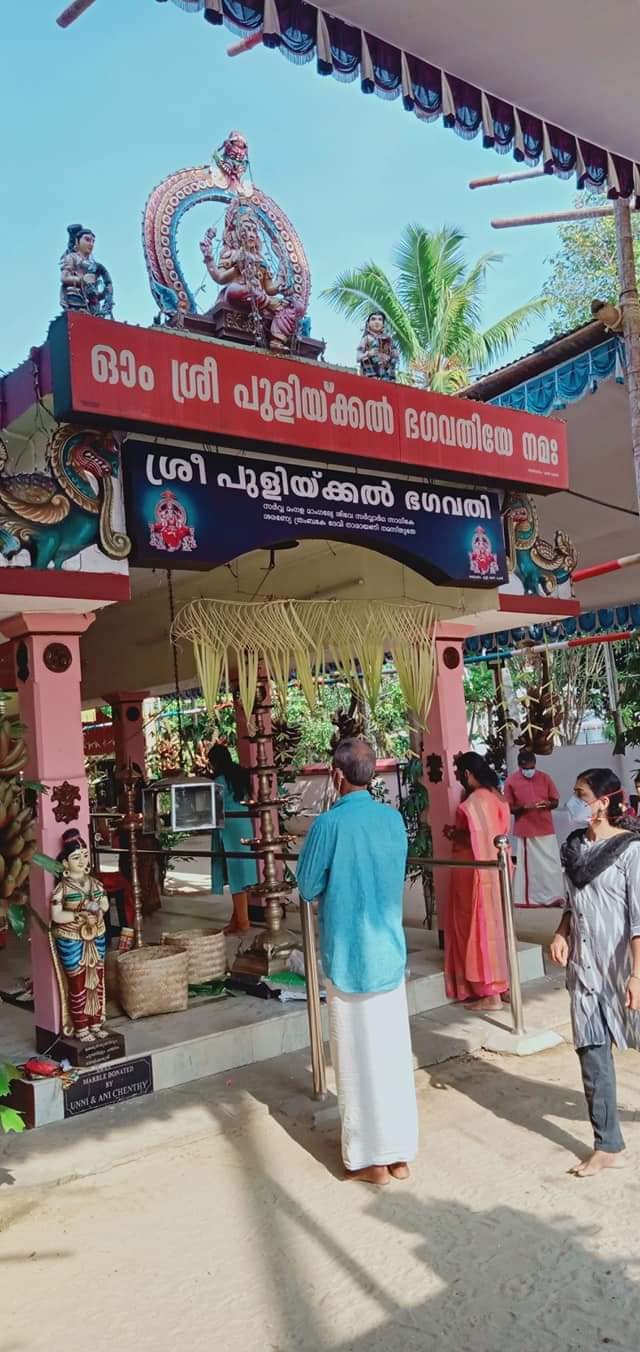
[297, 738, 417, 1187]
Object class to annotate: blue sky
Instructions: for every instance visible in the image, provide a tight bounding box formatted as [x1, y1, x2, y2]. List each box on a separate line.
[0, 0, 577, 376]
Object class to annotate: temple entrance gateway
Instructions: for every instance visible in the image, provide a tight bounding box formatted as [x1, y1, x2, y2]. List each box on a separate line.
[0, 130, 576, 1127]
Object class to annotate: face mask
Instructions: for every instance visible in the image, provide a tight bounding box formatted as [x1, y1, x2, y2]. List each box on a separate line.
[566, 794, 593, 825]
[521, 768, 536, 779]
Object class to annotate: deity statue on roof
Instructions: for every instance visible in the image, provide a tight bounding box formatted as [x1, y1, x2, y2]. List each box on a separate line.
[200, 200, 304, 351]
[357, 312, 399, 381]
[142, 131, 321, 354]
[60, 223, 114, 318]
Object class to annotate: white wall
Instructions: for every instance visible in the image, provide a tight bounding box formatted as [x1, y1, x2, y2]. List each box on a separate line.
[288, 765, 401, 819]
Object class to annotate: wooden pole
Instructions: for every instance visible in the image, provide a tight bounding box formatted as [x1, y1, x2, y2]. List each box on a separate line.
[492, 206, 616, 229]
[57, 0, 96, 26]
[469, 169, 546, 189]
[614, 198, 640, 513]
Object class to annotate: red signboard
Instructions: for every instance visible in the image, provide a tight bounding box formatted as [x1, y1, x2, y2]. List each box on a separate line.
[52, 313, 568, 491]
[83, 723, 115, 758]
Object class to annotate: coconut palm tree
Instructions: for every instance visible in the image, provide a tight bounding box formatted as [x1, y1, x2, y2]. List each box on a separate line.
[322, 224, 551, 393]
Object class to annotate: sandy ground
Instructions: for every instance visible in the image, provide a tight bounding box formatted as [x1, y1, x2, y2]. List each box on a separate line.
[2, 977, 640, 1352]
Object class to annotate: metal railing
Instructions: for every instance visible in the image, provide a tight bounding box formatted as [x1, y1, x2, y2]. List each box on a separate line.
[92, 826, 523, 1101]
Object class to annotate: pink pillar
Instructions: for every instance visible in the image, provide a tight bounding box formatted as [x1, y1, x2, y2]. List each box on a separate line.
[105, 690, 149, 776]
[423, 627, 471, 940]
[2, 612, 94, 1048]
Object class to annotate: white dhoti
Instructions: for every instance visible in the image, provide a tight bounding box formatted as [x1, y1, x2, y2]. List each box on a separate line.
[326, 979, 418, 1171]
[513, 834, 565, 907]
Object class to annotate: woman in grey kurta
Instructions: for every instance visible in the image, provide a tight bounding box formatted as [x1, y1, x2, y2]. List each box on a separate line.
[208, 745, 257, 934]
[551, 767, 640, 1176]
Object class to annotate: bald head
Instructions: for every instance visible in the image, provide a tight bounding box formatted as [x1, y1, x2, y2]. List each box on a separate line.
[332, 737, 376, 788]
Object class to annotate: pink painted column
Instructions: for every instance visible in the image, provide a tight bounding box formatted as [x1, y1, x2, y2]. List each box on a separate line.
[2, 612, 94, 1048]
[105, 690, 149, 776]
[423, 626, 471, 941]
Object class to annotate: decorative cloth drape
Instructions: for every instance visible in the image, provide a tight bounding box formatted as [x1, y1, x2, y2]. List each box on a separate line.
[165, 1, 640, 202]
[172, 598, 437, 722]
[493, 338, 625, 417]
[466, 603, 640, 658]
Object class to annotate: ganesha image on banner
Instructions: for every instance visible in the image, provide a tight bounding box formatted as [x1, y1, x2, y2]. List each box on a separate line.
[469, 525, 499, 579]
[149, 490, 196, 554]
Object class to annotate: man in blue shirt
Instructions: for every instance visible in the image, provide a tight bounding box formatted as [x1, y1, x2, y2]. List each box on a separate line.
[297, 738, 418, 1186]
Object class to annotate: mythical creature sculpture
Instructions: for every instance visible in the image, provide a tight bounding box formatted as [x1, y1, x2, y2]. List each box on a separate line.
[200, 201, 304, 350]
[50, 830, 109, 1043]
[503, 492, 577, 597]
[142, 131, 311, 337]
[0, 426, 130, 570]
[60, 223, 114, 318]
[210, 129, 252, 196]
[357, 312, 399, 381]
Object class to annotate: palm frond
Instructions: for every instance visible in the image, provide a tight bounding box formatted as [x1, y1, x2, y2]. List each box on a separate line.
[321, 264, 419, 361]
[394, 225, 471, 347]
[325, 225, 552, 385]
[470, 296, 553, 370]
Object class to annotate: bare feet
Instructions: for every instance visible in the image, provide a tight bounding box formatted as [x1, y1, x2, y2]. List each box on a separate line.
[466, 996, 503, 1011]
[223, 919, 251, 936]
[389, 1162, 410, 1180]
[571, 1150, 627, 1177]
[344, 1165, 391, 1186]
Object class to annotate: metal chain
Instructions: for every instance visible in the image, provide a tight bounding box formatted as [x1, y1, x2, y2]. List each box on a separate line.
[166, 569, 185, 770]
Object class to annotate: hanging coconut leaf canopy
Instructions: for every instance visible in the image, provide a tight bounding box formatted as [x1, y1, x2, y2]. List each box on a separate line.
[172, 599, 437, 723]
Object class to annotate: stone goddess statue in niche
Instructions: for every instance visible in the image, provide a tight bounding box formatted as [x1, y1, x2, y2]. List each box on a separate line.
[50, 829, 109, 1042]
[60, 223, 114, 318]
[357, 312, 399, 381]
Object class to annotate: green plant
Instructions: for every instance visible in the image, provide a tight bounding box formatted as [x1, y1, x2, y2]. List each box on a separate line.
[323, 224, 550, 391]
[400, 755, 435, 928]
[0, 1062, 25, 1134]
[368, 777, 390, 804]
[157, 828, 191, 889]
[543, 189, 640, 334]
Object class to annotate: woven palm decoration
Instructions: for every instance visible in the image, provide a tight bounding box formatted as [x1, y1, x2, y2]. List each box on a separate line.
[172, 599, 437, 723]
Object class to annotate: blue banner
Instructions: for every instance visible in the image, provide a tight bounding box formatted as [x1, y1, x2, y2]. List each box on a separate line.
[122, 442, 508, 587]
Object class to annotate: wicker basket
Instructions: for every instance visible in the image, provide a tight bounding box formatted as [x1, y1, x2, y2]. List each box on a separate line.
[162, 928, 227, 985]
[117, 945, 189, 1020]
[104, 949, 121, 1013]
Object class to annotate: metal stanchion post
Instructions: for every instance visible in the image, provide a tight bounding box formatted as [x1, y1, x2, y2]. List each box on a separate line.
[495, 834, 525, 1036]
[300, 901, 327, 1101]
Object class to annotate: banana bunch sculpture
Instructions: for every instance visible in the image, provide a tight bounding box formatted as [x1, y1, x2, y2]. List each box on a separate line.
[0, 715, 37, 933]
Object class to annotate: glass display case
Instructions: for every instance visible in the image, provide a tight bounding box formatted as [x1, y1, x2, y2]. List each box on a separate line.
[142, 777, 224, 834]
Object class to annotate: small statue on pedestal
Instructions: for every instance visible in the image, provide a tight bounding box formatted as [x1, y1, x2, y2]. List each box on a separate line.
[357, 311, 399, 381]
[60, 223, 114, 318]
[50, 829, 109, 1042]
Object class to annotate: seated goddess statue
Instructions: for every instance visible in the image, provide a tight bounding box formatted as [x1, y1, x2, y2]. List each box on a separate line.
[200, 204, 302, 350]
